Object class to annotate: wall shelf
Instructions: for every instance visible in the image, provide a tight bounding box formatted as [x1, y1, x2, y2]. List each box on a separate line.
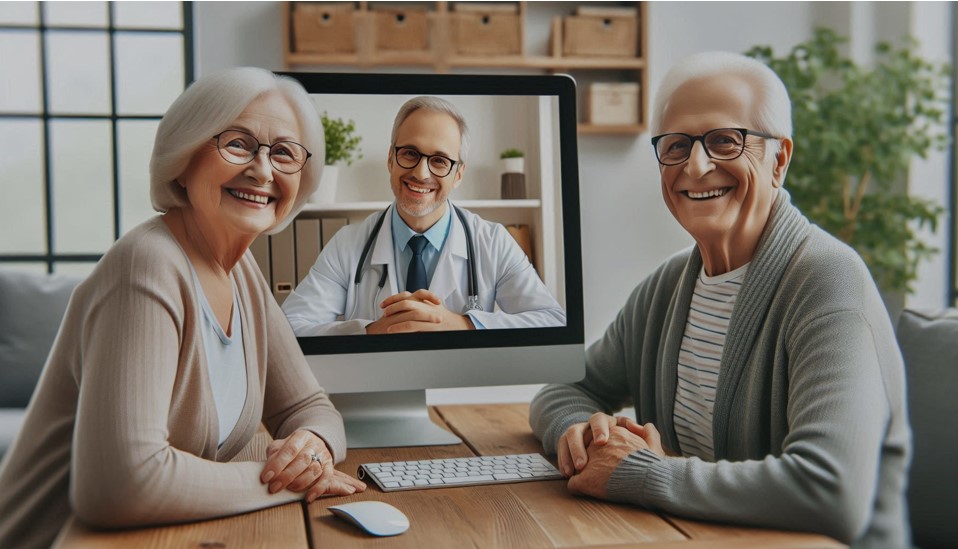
[282, 1, 648, 135]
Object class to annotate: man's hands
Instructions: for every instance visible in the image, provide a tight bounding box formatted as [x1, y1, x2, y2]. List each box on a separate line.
[366, 290, 476, 334]
[557, 413, 666, 499]
[260, 430, 366, 503]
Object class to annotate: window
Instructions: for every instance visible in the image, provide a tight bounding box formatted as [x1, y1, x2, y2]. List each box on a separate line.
[0, 1, 193, 275]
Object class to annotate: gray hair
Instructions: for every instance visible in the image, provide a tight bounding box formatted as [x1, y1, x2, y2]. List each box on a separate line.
[390, 96, 469, 164]
[149, 66, 324, 234]
[652, 51, 792, 159]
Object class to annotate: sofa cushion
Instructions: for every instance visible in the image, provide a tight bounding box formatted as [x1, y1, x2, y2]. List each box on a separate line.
[0, 270, 81, 408]
[896, 308, 958, 548]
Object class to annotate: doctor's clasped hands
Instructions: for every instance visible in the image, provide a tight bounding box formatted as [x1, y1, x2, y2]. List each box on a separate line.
[365, 289, 475, 334]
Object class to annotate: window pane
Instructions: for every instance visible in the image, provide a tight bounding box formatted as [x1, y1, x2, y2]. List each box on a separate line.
[44, 1, 108, 28]
[115, 33, 183, 115]
[0, 3, 39, 25]
[46, 31, 111, 114]
[113, 2, 182, 29]
[50, 120, 113, 254]
[118, 120, 160, 234]
[0, 264, 47, 275]
[54, 262, 97, 277]
[0, 31, 42, 113]
[0, 120, 46, 254]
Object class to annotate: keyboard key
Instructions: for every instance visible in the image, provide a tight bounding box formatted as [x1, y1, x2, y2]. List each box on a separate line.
[442, 475, 496, 484]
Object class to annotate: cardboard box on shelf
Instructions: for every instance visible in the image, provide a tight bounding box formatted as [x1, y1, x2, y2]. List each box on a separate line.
[563, 7, 638, 57]
[587, 82, 640, 126]
[292, 3, 357, 54]
[373, 6, 430, 52]
[452, 2, 521, 56]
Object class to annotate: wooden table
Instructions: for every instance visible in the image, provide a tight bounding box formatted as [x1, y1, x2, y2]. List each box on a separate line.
[54, 404, 843, 548]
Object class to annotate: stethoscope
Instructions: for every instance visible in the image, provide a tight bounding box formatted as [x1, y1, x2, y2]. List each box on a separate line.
[353, 204, 482, 314]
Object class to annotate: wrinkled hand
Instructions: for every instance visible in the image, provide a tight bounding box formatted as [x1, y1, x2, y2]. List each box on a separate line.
[566, 423, 664, 500]
[260, 430, 366, 502]
[558, 413, 667, 476]
[365, 290, 475, 334]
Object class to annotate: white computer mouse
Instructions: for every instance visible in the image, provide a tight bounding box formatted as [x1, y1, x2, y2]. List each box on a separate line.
[328, 500, 410, 536]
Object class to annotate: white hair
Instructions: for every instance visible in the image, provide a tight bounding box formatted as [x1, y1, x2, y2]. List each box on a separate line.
[149, 66, 324, 234]
[652, 51, 792, 159]
[390, 96, 469, 164]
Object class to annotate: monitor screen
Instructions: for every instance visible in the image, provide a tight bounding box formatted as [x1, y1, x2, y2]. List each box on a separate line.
[278, 73, 584, 448]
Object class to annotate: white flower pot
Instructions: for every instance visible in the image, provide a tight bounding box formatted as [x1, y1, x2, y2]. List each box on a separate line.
[309, 165, 339, 205]
[502, 157, 524, 174]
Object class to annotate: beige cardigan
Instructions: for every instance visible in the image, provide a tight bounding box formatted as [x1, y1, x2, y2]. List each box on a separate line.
[0, 217, 347, 549]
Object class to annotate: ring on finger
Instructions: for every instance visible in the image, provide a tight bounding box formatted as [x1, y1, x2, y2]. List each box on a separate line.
[308, 451, 323, 464]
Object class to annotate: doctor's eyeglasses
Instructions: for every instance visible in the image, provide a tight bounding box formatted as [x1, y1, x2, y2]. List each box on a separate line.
[394, 146, 459, 178]
[214, 129, 312, 174]
[651, 128, 777, 166]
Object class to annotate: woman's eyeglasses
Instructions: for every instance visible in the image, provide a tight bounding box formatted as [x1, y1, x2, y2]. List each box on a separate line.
[214, 129, 312, 174]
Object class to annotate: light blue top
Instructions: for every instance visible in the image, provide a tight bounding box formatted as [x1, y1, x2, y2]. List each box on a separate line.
[391, 202, 451, 293]
[188, 266, 247, 447]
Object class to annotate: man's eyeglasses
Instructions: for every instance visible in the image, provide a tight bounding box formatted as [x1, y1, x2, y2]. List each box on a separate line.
[394, 146, 459, 178]
[651, 128, 777, 166]
[214, 129, 312, 174]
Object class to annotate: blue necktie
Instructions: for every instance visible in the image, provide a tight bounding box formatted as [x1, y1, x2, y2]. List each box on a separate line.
[406, 235, 428, 292]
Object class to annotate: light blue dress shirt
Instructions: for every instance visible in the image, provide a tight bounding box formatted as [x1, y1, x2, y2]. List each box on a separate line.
[391, 202, 451, 292]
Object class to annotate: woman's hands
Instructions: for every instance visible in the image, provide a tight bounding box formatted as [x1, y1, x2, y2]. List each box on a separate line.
[260, 430, 366, 503]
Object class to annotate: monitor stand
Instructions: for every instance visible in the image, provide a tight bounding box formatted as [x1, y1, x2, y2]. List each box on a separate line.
[330, 390, 462, 449]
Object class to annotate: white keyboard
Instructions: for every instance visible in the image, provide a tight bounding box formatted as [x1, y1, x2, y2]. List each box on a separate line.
[357, 453, 564, 492]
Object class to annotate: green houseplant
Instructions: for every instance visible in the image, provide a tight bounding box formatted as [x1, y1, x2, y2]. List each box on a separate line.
[746, 29, 949, 294]
[500, 148, 525, 175]
[321, 111, 362, 166]
[311, 112, 363, 204]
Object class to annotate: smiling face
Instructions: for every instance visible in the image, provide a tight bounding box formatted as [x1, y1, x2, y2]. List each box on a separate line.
[658, 74, 790, 253]
[177, 91, 303, 238]
[388, 108, 464, 232]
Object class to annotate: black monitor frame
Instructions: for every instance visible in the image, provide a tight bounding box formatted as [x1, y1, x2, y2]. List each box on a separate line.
[279, 72, 583, 356]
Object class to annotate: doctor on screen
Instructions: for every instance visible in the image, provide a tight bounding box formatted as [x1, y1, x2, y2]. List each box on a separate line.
[282, 96, 566, 336]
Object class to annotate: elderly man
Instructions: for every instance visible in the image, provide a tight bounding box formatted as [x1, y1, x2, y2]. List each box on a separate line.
[530, 52, 909, 547]
[283, 96, 566, 335]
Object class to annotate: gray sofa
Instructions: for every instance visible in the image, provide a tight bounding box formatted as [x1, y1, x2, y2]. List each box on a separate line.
[896, 308, 958, 549]
[0, 269, 82, 458]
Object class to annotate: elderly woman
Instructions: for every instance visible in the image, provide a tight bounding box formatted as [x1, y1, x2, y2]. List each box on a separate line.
[0, 67, 365, 549]
[530, 52, 909, 547]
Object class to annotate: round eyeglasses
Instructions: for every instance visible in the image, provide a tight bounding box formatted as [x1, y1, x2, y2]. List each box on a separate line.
[214, 129, 312, 174]
[651, 128, 777, 166]
[394, 146, 459, 178]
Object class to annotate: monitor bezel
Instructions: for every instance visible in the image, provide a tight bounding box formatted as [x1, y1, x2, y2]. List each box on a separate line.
[279, 72, 583, 355]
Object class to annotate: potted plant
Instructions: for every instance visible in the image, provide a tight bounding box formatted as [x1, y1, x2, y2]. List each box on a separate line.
[310, 112, 363, 204]
[500, 148, 525, 174]
[499, 148, 526, 199]
[746, 28, 949, 297]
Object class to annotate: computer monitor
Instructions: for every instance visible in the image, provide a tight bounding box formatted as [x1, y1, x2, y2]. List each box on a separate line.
[280, 72, 584, 448]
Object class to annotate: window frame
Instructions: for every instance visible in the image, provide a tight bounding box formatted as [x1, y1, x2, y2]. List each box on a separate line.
[0, 1, 194, 273]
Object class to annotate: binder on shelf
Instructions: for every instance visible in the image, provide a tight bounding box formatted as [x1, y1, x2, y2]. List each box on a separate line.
[249, 234, 271, 285]
[506, 224, 534, 267]
[321, 217, 349, 249]
[294, 218, 321, 285]
[269, 224, 296, 305]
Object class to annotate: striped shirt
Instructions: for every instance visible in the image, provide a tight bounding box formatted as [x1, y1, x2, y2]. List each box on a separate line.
[673, 262, 749, 461]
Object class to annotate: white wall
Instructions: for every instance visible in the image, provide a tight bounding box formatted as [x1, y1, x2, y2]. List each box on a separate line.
[193, 2, 952, 404]
[908, 2, 952, 310]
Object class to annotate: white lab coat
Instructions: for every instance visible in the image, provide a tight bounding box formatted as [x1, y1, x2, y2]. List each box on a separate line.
[282, 203, 566, 336]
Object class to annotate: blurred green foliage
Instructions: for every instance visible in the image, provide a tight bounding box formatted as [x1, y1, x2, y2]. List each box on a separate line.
[747, 28, 949, 294]
[321, 112, 363, 166]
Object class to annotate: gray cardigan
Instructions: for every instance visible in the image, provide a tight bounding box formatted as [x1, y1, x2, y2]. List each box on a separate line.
[530, 190, 910, 548]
